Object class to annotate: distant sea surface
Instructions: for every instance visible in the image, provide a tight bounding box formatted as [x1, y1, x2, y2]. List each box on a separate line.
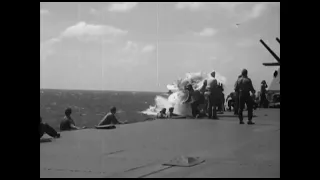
[40, 89, 164, 131]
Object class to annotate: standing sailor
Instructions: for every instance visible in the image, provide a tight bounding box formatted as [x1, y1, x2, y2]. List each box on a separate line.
[205, 71, 219, 119]
[260, 80, 268, 108]
[235, 69, 256, 125]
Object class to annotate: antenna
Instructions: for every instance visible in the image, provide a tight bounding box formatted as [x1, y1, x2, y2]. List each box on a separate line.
[101, 6, 104, 91]
[40, 9, 44, 89]
[259, 39, 280, 63]
[78, 3, 80, 20]
[40, 12, 42, 89]
[156, 3, 159, 87]
[77, 3, 82, 89]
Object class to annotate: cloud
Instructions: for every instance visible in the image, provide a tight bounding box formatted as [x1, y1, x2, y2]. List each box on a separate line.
[40, 38, 61, 60]
[123, 41, 139, 52]
[90, 3, 138, 15]
[210, 2, 244, 11]
[40, 22, 128, 59]
[141, 45, 155, 53]
[40, 9, 49, 15]
[120, 41, 155, 54]
[176, 2, 271, 23]
[194, 28, 218, 37]
[175, 2, 247, 12]
[243, 3, 268, 21]
[108, 2, 138, 12]
[175, 2, 204, 11]
[122, 41, 155, 54]
[231, 3, 271, 23]
[61, 22, 128, 39]
[116, 41, 155, 66]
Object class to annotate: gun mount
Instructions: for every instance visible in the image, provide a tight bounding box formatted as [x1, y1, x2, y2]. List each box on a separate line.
[260, 38, 280, 66]
[260, 37, 280, 93]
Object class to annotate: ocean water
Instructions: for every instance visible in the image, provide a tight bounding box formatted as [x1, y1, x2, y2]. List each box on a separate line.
[40, 89, 164, 130]
[40, 71, 227, 131]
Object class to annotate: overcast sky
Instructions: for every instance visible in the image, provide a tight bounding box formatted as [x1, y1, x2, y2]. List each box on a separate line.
[40, 2, 280, 94]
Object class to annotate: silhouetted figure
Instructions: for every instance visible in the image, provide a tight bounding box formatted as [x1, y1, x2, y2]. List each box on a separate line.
[205, 71, 219, 119]
[273, 70, 278, 78]
[97, 106, 123, 126]
[60, 108, 82, 131]
[260, 80, 268, 108]
[167, 107, 186, 119]
[198, 80, 208, 116]
[217, 83, 225, 113]
[167, 107, 177, 118]
[221, 92, 225, 112]
[185, 84, 201, 118]
[183, 79, 208, 118]
[233, 75, 242, 115]
[40, 116, 60, 138]
[235, 69, 256, 125]
[157, 108, 168, 119]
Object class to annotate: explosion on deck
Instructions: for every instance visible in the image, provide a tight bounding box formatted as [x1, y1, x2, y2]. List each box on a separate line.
[141, 71, 227, 116]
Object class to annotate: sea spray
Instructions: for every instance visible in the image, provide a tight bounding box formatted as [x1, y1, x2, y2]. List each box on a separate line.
[140, 96, 170, 116]
[141, 93, 192, 116]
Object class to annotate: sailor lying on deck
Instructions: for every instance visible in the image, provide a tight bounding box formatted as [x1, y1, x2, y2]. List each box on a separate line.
[60, 108, 83, 131]
[96, 106, 124, 129]
[40, 116, 60, 139]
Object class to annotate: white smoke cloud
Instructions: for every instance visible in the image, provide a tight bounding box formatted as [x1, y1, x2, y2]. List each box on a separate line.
[142, 70, 227, 116]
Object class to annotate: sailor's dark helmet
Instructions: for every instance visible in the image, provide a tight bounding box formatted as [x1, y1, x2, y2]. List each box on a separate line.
[110, 106, 117, 112]
[241, 69, 248, 76]
[186, 84, 193, 90]
[65, 108, 72, 114]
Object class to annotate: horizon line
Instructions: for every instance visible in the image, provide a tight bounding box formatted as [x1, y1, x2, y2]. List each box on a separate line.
[40, 88, 167, 93]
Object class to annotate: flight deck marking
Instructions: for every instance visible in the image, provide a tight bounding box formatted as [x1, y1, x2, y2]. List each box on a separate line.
[103, 150, 125, 156]
[137, 166, 173, 178]
[41, 167, 106, 174]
